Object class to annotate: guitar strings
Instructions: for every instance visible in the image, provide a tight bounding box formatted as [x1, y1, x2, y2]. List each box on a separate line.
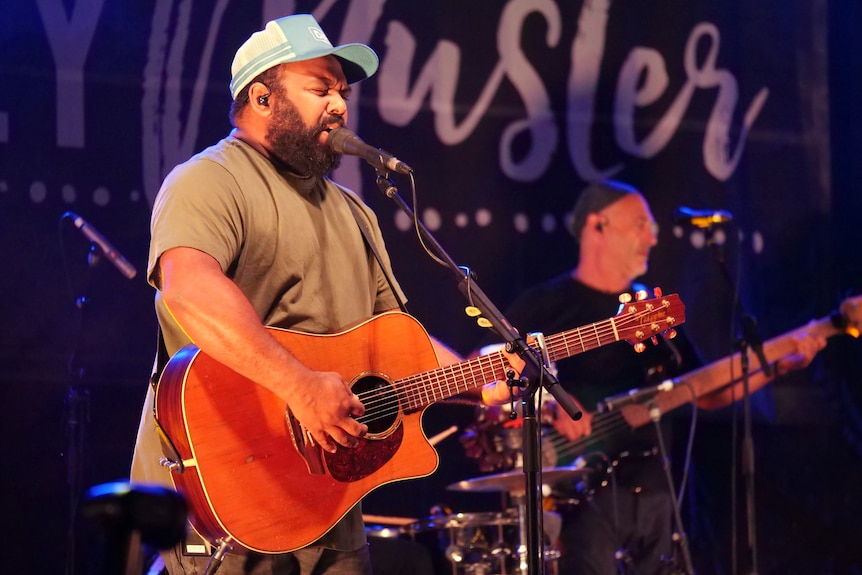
[354, 304, 672, 422]
[352, 303, 678, 429]
[541, 413, 632, 461]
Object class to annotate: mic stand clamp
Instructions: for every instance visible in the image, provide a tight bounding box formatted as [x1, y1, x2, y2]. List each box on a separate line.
[739, 315, 771, 377]
[506, 369, 527, 420]
[374, 169, 580, 575]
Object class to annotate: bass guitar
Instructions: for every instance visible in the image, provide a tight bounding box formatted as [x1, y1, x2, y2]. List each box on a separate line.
[154, 294, 685, 553]
[541, 295, 861, 465]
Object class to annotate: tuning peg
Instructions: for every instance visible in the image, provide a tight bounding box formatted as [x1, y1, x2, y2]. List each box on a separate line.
[653, 287, 663, 297]
[635, 290, 648, 301]
[618, 293, 632, 304]
[633, 342, 646, 353]
[666, 329, 678, 339]
[650, 336, 658, 346]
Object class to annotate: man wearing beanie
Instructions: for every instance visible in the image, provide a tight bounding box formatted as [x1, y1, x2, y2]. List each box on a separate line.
[131, 14, 515, 575]
[500, 180, 700, 574]
[474, 180, 825, 574]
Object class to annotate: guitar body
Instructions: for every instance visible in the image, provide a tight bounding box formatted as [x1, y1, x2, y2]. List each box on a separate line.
[154, 312, 441, 554]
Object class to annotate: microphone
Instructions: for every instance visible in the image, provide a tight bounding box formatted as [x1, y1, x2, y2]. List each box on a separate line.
[673, 206, 733, 228]
[66, 212, 138, 279]
[596, 379, 676, 413]
[327, 127, 413, 175]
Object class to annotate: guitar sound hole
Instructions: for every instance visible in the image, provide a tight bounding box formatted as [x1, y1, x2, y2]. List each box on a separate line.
[352, 374, 400, 437]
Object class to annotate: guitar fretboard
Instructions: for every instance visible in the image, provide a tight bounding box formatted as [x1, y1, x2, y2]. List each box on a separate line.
[397, 316, 629, 412]
[395, 295, 682, 413]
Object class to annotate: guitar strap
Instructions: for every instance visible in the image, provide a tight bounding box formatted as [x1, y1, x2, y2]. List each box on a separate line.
[149, 326, 186, 472]
[339, 187, 409, 314]
[149, 327, 169, 392]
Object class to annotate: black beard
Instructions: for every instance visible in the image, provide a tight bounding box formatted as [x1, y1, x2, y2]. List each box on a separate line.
[266, 99, 343, 177]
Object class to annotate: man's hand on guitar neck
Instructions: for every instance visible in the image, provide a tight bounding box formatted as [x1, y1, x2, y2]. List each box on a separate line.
[775, 326, 827, 375]
[480, 354, 526, 406]
[432, 337, 526, 406]
[699, 325, 828, 410]
[549, 394, 593, 441]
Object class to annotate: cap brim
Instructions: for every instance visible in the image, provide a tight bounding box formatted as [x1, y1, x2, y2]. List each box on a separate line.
[329, 43, 379, 84]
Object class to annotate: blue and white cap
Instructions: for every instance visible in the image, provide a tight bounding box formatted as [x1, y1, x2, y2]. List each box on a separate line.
[230, 14, 379, 100]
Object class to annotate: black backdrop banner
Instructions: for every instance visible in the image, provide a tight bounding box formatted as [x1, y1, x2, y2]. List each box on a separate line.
[0, 0, 833, 378]
[2, 2, 860, 574]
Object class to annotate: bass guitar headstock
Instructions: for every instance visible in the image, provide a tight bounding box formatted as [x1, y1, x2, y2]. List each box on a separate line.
[838, 294, 862, 338]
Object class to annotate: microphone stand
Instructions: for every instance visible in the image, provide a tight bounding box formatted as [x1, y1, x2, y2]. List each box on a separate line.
[65, 242, 99, 575]
[648, 401, 695, 575]
[374, 170, 582, 575]
[706, 226, 764, 575]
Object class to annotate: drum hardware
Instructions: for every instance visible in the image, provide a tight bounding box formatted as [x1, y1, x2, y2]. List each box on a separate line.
[426, 466, 581, 575]
[363, 513, 418, 539]
[364, 463, 584, 572]
[447, 466, 591, 496]
[403, 508, 556, 575]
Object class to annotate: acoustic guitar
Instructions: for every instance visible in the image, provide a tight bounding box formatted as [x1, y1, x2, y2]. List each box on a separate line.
[154, 293, 685, 553]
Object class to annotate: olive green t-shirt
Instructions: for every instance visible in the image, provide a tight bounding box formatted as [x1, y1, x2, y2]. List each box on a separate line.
[131, 133, 405, 551]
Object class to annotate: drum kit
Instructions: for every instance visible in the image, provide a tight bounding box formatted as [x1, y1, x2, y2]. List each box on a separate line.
[366, 465, 591, 575]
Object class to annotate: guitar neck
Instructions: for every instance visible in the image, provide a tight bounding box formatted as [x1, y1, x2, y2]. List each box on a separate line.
[545, 316, 627, 364]
[546, 313, 847, 461]
[397, 316, 630, 412]
[397, 351, 516, 412]
[620, 313, 844, 429]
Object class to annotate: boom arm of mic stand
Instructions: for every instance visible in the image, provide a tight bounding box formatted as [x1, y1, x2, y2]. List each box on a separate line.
[374, 172, 582, 421]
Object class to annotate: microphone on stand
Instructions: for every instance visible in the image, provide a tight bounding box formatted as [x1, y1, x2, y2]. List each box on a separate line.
[65, 212, 138, 279]
[673, 206, 733, 228]
[326, 127, 413, 175]
[596, 379, 676, 413]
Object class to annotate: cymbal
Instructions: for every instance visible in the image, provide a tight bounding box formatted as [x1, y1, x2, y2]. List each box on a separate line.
[362, 514, 418, 526]
[447, 466, 590, 494]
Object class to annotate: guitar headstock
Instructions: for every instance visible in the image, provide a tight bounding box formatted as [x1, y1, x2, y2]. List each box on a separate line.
[615, 290, 686, 351]
[839, 295, 862, 338]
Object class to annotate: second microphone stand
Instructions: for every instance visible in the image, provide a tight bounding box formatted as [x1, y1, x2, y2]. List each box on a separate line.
[64, 241, 101, 575]
[374, 170, 582, 575]
[648, 401, 695, 575]
[707, 227, 767, 575]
